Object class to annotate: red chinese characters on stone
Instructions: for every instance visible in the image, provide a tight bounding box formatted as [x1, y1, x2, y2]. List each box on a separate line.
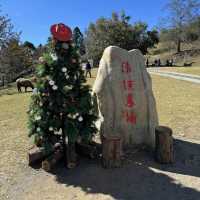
[122, 61, 131, 73]
[121, 60, 137, 125]
[122, 111, 137, 125]
[125, 93, 135, 108]
[123, 80, 135, 91]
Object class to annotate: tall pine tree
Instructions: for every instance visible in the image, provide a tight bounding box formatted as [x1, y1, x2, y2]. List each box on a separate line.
[28, 24, 98, 160]
[73, 27, 86, 55]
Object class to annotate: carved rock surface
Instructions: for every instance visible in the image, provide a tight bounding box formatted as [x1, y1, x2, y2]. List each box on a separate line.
[93, 46, 158, 148]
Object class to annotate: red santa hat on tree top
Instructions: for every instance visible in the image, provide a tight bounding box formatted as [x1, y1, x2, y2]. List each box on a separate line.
[50, 23, 72, 42]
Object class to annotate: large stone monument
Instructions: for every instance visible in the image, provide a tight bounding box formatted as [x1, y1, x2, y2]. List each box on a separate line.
[93, 46, 158, 151]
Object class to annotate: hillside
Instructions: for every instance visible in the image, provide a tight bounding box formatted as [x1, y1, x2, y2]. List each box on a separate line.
[148, 41, 200, 67]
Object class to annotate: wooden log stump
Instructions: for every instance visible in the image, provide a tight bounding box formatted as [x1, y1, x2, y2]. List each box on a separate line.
[66, 143, 77, 169]
[155, 126, 174, 164]
[28, 143, 61, 166]
[28, 146, 44, 166]
[42, 149, 63, 172]
[102, 135, 122, 168]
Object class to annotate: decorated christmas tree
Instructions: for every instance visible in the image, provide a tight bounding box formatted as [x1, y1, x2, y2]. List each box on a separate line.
[28, 23, 98, 168]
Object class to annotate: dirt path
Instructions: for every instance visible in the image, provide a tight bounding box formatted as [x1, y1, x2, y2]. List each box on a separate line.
[148, 69, 200, 84]
[3, 137, 200, 200]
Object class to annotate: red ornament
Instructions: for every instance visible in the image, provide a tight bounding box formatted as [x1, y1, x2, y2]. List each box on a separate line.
[50, 23, 72, 42]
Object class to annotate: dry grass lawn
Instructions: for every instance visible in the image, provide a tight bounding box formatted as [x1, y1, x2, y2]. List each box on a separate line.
[1, 68, 200, 199]
[151, 74, 200, 139]
[152, 66, 200, 76]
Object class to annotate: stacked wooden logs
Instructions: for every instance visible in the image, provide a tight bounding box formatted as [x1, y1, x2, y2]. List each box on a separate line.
[28, 125, 174, 171]
[28, 141, 102, 171]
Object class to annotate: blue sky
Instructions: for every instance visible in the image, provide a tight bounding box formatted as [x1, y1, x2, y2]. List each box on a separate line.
[3, 0, 168, 46]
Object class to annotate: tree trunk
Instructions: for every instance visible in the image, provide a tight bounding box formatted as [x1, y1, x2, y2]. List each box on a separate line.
[66, 142, 77, 169]
[102, 135, 122, 168]
[61, 119, 67, 165]
[177, 39, 181, 53]
[155, 126, 174, 164]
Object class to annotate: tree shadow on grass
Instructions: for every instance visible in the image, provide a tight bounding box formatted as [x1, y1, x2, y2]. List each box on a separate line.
[52, 138, 200, 200]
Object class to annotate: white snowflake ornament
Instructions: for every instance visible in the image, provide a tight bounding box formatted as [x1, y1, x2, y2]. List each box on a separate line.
[35, 115, 41, 121]
[78, 116, 83, 122]
[62, 67, 67, 73]
[67, 113, 73, 118]
[65, 74, 69, 79]
[55, 128, 62, 135]
[49, 127, 53, 131]
[50, 53, 58, 61]
[72, 114, 77, 119]
[49, 80, 55, 86]
[52, 85, 58, 90]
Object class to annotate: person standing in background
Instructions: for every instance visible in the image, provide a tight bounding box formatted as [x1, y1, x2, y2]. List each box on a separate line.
[158, 59, 161, 67]
[146, 58, 149, 68]
[85, 61, 92, 78]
